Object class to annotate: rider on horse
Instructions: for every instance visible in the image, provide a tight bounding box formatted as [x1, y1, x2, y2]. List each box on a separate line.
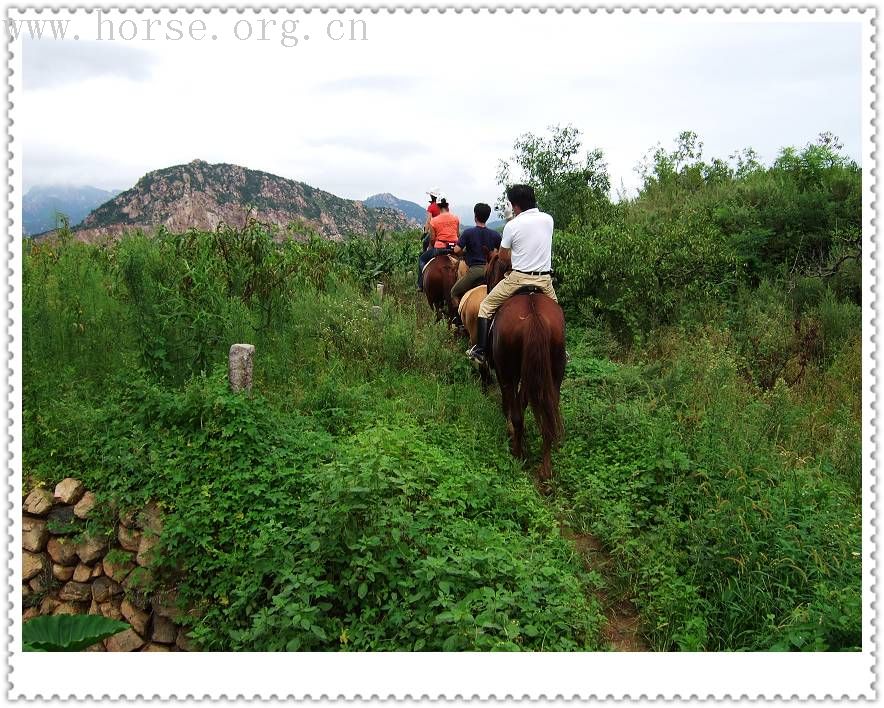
[450, 202, 502, 312]
[422, 188, 442, 252]
[417, 196, 460, 292]
[466, 184, 558, 364]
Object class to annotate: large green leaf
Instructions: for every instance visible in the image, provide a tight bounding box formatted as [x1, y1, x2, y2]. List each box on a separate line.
[23, 615, 130, 652]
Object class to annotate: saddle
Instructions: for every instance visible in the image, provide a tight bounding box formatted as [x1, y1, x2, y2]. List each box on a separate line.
[421, 251, 459, 276]
[511, 285, 544, 297]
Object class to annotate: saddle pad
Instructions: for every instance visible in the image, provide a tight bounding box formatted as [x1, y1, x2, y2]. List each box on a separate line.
[457, 284, 487, 318]
[421, 253, 459, 276]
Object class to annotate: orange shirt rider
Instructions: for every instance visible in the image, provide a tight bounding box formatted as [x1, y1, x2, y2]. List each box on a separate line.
[429, 210, 460, 249]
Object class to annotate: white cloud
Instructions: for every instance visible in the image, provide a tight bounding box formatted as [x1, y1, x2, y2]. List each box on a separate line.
[21, 12, 863, 216]
[23, 39, 156, 90]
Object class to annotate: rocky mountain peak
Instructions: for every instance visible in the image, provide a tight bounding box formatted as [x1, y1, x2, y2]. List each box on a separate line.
[73, 161, 417, 241]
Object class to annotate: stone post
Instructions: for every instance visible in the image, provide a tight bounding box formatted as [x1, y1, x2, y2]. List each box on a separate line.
[376, 283, 384, 302]
[228, 344, 255, 393]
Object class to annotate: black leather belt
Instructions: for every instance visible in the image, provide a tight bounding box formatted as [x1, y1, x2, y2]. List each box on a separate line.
[514, 269, 552, 276]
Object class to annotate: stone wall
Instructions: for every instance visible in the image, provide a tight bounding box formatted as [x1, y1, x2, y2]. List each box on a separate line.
[21, 478, 194, 652]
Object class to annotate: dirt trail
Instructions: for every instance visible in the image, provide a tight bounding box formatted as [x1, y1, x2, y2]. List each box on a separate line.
[560, 526, 648, 652]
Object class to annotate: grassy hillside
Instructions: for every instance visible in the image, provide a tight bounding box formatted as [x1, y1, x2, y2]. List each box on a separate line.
[23, 135, 862, 651]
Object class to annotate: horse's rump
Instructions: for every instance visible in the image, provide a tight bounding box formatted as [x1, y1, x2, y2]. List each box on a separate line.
[458, 284, 486, 318]
[422, 253, 459, 276]
[424, 253, 460, 321]
[459, 284, 488, 345]
[493, 293, 565, 473]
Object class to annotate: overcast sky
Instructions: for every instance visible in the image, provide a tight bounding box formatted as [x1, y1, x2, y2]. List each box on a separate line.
[20, 12, 863, 221]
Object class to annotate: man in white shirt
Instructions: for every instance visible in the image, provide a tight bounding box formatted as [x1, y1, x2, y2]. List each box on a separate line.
[466, 184, 558, 363]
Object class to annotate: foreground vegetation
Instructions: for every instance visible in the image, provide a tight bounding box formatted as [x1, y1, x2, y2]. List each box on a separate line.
[24, 131, 862, 650]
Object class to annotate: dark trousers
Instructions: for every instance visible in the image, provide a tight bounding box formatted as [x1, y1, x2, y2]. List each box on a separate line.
[451, 264, 486, 302]
[418, 247, 447, 289]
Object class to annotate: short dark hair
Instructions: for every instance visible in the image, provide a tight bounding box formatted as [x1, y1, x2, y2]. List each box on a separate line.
[429, 195, 437, 203]
[506, 184, 537, 211]
[438, 198, 449, 209]
[473, 203, 491, 223]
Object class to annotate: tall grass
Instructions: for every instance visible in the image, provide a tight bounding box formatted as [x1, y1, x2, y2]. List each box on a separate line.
[23, 213, 861, 651]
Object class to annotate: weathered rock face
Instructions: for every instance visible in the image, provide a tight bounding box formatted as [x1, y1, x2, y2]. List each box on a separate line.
[47, 506, 78, 535]
[77, 535, 107, 564]
[22, 517, 48, 552]
[121, 598, 150, 636]
[39, 596, 60, 615]
[176, 628, 196, 652]
[47, 537, 78, 565]
[142, 642, 171, 652]
[151, 614, 177, 644]
[23, 488, 54, 516]
[105, 628, 145, 653]
[52, 563, 75, 582]
[138, 501, 164, 535]
[92, 576, 123, 604]
[73, 491, 97, 519]
[136, 533, 160, 567]
[103, 552, 135, 582]
[21, 481, 194, 652]
[228, 343, 255, 393]
[22, 551, 45, 581]
[71, 160, 417, 243]
[54, 478, 85, 505]
[118, 525, 142, 552]
[59, 581, 92, 603]
[99, 600, 124, 621]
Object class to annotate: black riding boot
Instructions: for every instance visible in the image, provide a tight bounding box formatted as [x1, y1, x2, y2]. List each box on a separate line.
[467, 317, 490, 363]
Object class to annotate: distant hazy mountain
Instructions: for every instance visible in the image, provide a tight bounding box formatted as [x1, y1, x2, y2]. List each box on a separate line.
[23, 185, 120, 236]
[364, 193, 426, 226]
[63, 160, 414, 242]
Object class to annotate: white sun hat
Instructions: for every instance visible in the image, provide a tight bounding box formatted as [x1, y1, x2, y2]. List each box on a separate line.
[427, 188, 442, 198]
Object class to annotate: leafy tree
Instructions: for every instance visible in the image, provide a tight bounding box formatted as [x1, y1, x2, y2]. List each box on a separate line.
[496, 124, 611, 230]
[636, 130, 712, 198]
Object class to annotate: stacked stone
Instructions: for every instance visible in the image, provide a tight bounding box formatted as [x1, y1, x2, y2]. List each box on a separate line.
[21, 478, 194, 652]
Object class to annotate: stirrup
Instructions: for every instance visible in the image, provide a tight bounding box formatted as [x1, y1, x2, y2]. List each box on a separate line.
[466, 345, 486, 363]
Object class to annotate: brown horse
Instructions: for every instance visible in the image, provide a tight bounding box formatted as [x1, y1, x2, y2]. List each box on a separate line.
[423, 252, 465, 324]
[485, 252, 566, 481]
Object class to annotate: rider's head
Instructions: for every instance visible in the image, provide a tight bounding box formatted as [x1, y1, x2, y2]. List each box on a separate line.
[473, 203, 491, 225]
[506, 184, 537, 216]
[438, 198, 450, 211]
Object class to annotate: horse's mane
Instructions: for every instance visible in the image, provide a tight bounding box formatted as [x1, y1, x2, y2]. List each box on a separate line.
[485, 250, 510, 289]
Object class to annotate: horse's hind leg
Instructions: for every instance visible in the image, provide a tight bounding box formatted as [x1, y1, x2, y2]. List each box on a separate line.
[513, 404, 525, 460]
[479, 364, 493, 393]
[500, 382, 524, 459]
[539, 436, 553, 482]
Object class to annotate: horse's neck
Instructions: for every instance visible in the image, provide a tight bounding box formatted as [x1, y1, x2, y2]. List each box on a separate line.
[489, 267, 510, 290]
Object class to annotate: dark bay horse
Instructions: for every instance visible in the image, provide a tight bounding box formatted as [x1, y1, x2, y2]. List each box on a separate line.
[485, 252, 566, 481]
[423, 252, 464, 324]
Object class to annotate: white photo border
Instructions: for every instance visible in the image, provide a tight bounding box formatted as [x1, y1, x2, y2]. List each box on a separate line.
[3, 3, 877, 701]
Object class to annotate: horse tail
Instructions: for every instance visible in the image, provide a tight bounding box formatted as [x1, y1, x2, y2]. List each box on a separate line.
[520, 296, 563, 447]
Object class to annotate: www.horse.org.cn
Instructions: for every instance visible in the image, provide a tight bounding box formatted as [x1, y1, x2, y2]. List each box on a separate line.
[6, 13, 369, 47]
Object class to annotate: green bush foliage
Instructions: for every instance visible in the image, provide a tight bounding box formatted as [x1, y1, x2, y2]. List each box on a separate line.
[23, 129, 861, 652]
[23, 615, 130, 652]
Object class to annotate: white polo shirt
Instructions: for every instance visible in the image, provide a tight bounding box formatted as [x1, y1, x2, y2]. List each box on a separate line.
[500, 208, 554, 273]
